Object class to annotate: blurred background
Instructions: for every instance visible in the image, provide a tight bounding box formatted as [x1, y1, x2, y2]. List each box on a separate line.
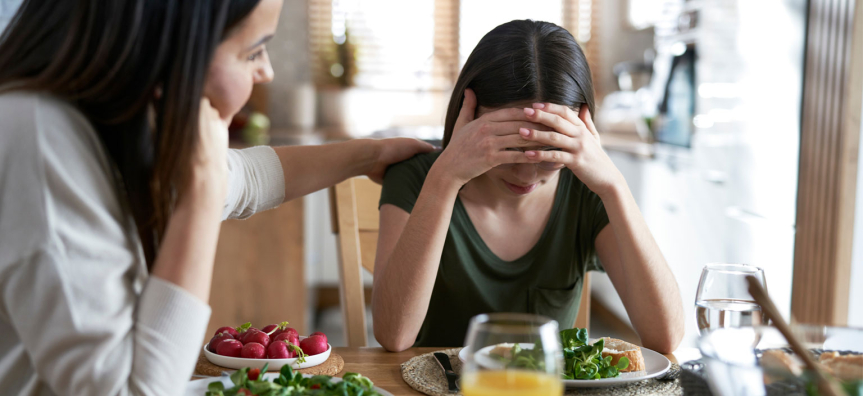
[3, 0, 859, 351]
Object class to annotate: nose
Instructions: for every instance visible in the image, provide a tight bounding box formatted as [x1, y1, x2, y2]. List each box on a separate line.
[510, 163, 538, 182]
[254, 51, 275, 84]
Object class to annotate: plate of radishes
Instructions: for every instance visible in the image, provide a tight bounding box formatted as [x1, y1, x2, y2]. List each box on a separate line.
[204, 322, 331, 371]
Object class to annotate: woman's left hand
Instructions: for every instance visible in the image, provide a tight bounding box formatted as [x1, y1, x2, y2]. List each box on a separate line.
[520, 103, 625, 198]
[365, 138, 436, 184]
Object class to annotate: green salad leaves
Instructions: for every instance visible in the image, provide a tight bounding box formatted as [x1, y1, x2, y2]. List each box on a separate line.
[503, 327, 629, 380]
[205, 363, 381, 396]
[559, 328, 629, 380]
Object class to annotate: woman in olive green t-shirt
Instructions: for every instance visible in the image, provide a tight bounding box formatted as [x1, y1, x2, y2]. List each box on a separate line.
[372, 20, 685, 353]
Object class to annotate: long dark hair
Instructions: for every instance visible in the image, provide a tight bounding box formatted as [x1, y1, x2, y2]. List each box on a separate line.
[0, 0, 261, 266]
[443, 20, 595, 147]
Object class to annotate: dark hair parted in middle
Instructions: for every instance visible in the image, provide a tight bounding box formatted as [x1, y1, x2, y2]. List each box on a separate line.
[443, 20, 595, 147]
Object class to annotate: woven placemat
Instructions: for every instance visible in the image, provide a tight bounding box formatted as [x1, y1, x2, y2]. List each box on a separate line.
[401, 348, 683, 396]
[195, 351, 344, 377]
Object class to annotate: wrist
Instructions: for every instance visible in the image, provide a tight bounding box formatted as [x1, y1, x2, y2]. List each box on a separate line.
[178, 173, 225, 214]
[426, 163, 464, 193]
[597, 178, 631, 208]
[344, 138, 380, 178]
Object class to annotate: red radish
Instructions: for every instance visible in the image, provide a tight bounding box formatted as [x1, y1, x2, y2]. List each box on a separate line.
[241, 342, 266, 359]
[242, 329, 270, 347]
[237, 389, 252, 396]
[207, 332, 235, 352]
[214, 326, 239, 339]
[282, 327, 299, 339]
[300, 335, 328, 356]
[273, 332, 299, 347]
[310, 332, 328, 344]
[261, 324, 278, 334]
[248, 368, 261, 381]
[267, 340, 292, 359]
[268, 321, 291, 337]
[234, 322, 255, 341]
[216, 339, 243, 357]
[267, 340, 305, 359]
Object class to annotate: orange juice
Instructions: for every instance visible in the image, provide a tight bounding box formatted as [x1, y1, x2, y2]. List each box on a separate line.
[461, 370, 563, 396]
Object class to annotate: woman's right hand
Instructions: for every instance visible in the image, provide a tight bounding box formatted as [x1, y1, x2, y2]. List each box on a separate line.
[185, 98, 229, 205]
[432, 89, 543, 187]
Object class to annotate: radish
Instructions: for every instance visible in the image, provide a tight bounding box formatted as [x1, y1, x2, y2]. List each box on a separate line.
[268, 321, 291, 337]
[300, 335, 328, 356]
[234, 322, 255, 342]
[214, 326, 239, 339]
[216, 339, 243, 357]
[310, 332, 328, 344]
[273, 332, 298, 347]
[242, 329, 270, 347]
[207, 332, 235, 352]
[261, 324, 278, 334]
[241, 342, 266, 359]
[266, 340, 304, 360]
[276, 327, 298, 340]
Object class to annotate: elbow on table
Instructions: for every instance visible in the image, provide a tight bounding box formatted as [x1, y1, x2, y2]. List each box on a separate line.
[375, 327, 414, 352]
[642, 320, 685, 354]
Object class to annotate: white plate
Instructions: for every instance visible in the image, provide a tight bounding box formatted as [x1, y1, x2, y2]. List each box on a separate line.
[203, 336, 331, 371]
[185, 373, 393, 396]
[458, 341, 672, 388]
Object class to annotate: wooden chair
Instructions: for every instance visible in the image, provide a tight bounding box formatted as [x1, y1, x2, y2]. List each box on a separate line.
[329, 177, 381, 347]
[330, 177, 591, 347]
[576, 273, 591, 331]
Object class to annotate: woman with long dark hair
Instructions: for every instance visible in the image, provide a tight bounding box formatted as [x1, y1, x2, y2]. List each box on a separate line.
[372, 20, 685, 352]
[0, 0, 431, 394]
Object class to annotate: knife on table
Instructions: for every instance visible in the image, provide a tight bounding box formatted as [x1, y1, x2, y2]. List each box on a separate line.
[433, 352, 460, 392]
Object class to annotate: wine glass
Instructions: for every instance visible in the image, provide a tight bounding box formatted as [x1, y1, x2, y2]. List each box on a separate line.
[461, 313, 563, 396]
[695, 264, 768, 336]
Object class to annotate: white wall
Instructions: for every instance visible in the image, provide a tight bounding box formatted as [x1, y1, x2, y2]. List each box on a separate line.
[849, 98, 863, 327]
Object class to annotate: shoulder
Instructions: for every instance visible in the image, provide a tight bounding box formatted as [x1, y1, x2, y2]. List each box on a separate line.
[0, 90, 124, 266]
[0, 90, 99, 159]
[383, 151, 440, 181]
[379, 151, 440, 212]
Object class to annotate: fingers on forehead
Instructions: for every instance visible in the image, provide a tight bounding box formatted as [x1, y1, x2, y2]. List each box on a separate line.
[538, 103, 584, 125]
[484, 107, 532, 122]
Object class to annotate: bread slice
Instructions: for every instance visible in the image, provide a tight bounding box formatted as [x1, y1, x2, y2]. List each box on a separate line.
[601, 337, 645, 372]
[819, 351, 863, 381]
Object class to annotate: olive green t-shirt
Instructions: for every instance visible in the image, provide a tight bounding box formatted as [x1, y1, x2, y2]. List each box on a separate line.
[379, 152, 610, 347]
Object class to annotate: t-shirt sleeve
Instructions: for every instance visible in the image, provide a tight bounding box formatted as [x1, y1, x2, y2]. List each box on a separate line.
[585, 190, 610, 273]
[378, 154, 433, 214]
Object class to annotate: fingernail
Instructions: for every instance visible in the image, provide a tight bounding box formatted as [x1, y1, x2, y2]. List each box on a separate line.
[532, 103, 545, 109]
[525, 151, 537, 157]
[519, 128, 530, 137]
[524, 108, 536, 116]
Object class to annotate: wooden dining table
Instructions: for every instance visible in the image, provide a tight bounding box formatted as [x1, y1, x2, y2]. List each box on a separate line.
[334, 347, 687, 396]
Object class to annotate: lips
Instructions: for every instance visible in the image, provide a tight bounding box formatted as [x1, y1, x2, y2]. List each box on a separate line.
[503, 181, 538, 195]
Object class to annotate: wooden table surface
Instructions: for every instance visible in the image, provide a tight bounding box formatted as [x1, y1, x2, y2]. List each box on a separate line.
[334, 347, 684, 396]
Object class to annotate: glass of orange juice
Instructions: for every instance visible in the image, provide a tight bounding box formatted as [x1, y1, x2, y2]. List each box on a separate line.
[461, 313, 563, 396]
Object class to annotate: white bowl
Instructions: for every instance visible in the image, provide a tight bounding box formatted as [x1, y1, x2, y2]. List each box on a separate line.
[203, 336, 331, 371]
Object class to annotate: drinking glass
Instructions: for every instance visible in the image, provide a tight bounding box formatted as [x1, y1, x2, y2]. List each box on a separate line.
[695, 264, 768, 336]
[461, 313, 563, 396]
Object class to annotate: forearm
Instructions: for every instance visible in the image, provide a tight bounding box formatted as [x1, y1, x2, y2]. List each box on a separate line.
[372, 170, 460, 351]
[151, 185, 224, 303]
[600, 185, 685, 352]
[274, 139, 377, 202]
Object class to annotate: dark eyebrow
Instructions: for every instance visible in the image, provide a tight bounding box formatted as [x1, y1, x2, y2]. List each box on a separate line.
[246, 34, 274, 51]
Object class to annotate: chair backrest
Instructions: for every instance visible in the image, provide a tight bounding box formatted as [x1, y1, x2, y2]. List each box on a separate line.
[329, 177, 381, 347]
[329, 177, 591, 346]
[575, 273, 591, 331]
